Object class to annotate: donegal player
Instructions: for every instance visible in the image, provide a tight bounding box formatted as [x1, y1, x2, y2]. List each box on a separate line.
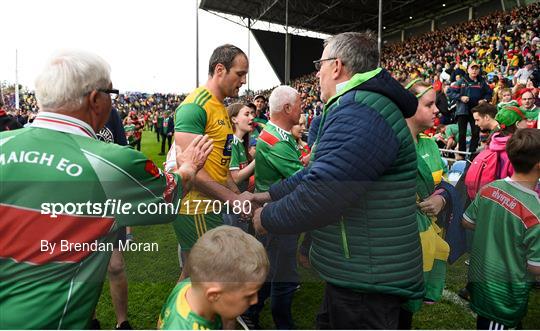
[173, 44, 254, 265]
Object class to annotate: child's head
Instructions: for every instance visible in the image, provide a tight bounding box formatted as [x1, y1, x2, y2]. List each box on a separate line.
[227, 103, 254, 134]
[403, 78, 438, 130]
[506, 128, 540, 175]
[501, 88, 513, 102]
[186, 226, 269, 320]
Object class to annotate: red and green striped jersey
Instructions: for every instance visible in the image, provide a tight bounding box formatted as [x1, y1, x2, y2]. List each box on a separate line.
[0, 112, 182, 329]
[254, 121, 303, 192]
[158, 278, 222, 330]
[464, 178, 540, 327]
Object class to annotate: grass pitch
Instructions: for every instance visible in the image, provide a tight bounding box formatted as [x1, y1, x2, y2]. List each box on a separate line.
[95, 130, 540, 329]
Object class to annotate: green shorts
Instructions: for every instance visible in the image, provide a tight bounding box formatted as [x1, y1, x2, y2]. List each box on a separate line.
[172, 213, 223, 251]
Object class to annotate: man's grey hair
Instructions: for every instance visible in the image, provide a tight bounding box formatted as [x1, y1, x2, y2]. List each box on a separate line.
[35, 50, 111, 110]
[269, 85, 299, 115]
[324, 31, 379, 75]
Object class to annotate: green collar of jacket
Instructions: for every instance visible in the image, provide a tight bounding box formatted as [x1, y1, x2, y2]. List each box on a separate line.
[322, 67, 382, 113]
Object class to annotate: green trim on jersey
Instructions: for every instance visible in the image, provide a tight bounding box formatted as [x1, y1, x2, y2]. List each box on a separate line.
[158, 278, 223, 330]
[464, 178, 540, 327]
[174, 103, 207, 135]
[194, 90, 211, 107]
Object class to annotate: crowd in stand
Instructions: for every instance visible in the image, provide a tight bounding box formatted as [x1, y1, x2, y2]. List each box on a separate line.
[2, 3, 539, 144]
[383, 3, 540, 81]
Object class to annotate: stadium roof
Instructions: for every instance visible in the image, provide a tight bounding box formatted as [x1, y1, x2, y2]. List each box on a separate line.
[200, 0, 488, 36]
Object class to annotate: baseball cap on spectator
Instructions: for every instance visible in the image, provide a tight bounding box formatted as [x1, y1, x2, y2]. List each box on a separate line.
[468, 61, 480, 69]
[254, 95, 267, 102]
[495, 106, 526, 128]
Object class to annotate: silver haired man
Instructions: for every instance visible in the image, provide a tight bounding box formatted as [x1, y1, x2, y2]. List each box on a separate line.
[0, 50, 212, 329]
[242, 85, 304, 329]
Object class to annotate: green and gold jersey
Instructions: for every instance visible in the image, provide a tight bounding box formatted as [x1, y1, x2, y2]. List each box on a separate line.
[464, 178, 540, 327]
[174, 87, 234, 214]
[158, 279, 222, 330]
[255, 121, 303, 192]
[0, 112, 182, 329]
[229, 135, 249, 192]
[417, 134, 448, 185]
[405, 135, 450, 313]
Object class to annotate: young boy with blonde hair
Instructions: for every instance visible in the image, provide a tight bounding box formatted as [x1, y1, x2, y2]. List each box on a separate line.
[158, 226, 269, 330]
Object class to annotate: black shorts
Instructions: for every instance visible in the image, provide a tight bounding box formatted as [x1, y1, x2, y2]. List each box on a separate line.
[112, 227, 127, 249]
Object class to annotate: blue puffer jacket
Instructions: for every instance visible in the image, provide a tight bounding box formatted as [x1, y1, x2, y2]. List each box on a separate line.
[447, 75, 492, 116]
[261, 68, 425, 299]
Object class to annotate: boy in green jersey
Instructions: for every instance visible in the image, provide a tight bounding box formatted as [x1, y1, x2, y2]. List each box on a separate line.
[462, 128, 540, 329]
[158, 226, 269, 330]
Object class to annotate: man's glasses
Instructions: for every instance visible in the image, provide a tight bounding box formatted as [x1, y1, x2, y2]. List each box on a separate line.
[98, 88, 120, 100]
[313, 58, 337, 71]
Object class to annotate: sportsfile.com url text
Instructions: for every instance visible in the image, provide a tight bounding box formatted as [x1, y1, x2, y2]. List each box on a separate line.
[40, 199, 253, 218]
[40, 199, 181, 218]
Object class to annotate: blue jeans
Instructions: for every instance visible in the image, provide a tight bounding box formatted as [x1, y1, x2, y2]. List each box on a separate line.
[246, 233, 299, 329]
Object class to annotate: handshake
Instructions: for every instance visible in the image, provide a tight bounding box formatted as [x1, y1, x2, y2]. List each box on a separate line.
[167, 135, 272, 235]
[232, 191, 272, 235]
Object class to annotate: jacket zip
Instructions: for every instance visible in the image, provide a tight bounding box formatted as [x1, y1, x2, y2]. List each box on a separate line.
[340, 217, 351, 259]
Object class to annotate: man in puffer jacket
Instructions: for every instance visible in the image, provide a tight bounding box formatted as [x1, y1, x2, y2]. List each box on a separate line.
[447, 62, 492, 158]
[251, 31, 424, 329]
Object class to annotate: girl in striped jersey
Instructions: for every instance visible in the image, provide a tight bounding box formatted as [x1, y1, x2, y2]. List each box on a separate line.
[227, 103, 255, 193]
[224, 103, 256, 233]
